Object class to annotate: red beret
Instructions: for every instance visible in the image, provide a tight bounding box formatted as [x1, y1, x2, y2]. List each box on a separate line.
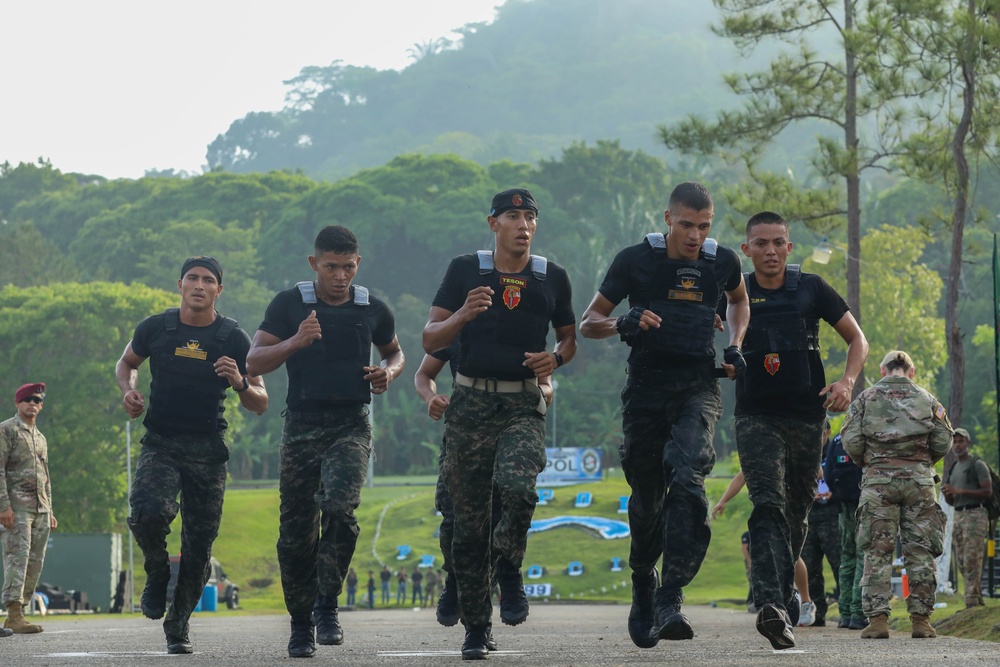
[15, 382, 46, 403]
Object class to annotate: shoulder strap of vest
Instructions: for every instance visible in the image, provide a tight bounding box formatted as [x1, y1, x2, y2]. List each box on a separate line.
[701, 238, 717, 261]
[164, 308, 180, 332]
[214, 316, 238, 343]
[785, 264, 801, 291]
[530, 255, 547, 281]
[353, 285, 370, 306]
[645, 233, 666, 251]
[296, 281, 317, 304]
[477, 250, 494, 274]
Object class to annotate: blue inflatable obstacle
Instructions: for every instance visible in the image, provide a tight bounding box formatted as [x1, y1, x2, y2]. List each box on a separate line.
[528, 516, 630, 540]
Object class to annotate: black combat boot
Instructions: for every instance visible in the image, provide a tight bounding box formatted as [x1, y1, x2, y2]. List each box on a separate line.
[437, 571, 461, 626]
[166, 632, 193, 654]
[628, 568, 659, 648]
[287, 615, 316, 658]
[140, 559, 171, 621]
[649, 586, 693, 641]
[461, 624, 490, 660]
[312, 595, 344, 645]
[496, 557, 528, 626]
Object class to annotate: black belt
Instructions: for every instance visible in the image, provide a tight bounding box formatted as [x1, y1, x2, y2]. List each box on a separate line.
[954, 503, 984, 512]
[626, 362, 726, 382]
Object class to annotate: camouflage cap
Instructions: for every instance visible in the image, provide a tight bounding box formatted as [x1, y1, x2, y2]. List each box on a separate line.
[954, 427, 971, 441]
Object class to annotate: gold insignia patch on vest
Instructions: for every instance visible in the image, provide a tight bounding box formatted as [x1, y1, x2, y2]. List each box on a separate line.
[175, 340, 208, 360]
[680, 277, 696, 289]
[668, 289, 703, 302]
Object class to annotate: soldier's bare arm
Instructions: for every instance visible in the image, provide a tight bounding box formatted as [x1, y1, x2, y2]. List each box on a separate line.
[580, 293, 659, 340]
[116, 342, 148, 419]
[367, 336, 404, 395]
[821, 312, 869, 412]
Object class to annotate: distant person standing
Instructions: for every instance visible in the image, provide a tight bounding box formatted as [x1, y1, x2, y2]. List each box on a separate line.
[1, 382, 57, 636]
[380, 565, 391, 604]
[345, 568, 358, 607]
[116, 256, 268, 654]
[841, 351, 952, 640]
[366, 571, 375, 609]
[422, 188, 576, 659]
[396, 567, 407, 604]
[580, 182, 748, 648]
[941, 428, 993, 608]
[423, 568, 438, 608]
[411, 568, 424, 605]
[824, 432, 865, 630]
[247, 226, 404, 658]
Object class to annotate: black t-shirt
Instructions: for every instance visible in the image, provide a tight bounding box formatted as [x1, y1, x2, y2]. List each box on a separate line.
[734, 271, 849, 419]
[258, 285, 396, 410]
[131, 311, 252, 435]
[597, 239, 743, 367]
[432, 253, 575, 378]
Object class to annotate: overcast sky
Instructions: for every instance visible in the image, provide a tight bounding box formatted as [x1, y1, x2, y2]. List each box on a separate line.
[0, 0, 501, 178]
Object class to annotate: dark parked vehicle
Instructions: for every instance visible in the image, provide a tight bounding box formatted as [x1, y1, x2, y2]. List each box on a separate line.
[165, 556, 239, 610]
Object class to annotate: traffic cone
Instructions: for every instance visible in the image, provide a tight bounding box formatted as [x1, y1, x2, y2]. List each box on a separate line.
[901, 568, 910, 598]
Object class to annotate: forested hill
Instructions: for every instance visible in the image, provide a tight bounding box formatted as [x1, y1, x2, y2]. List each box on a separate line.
[207, 0, 746, 180]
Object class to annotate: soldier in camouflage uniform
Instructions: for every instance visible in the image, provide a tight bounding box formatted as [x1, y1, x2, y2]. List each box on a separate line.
[581, 182, 749, 648]
[117, 256, 268, 654]
[841, 350, 952, 640]
[1, 382, 56, 636]
[423, 188, 576, 660]
[730, 212, 867, 650]
[824, 432, 866, 629]
[248, 226, 404, 659]
[941, 428, 993, 608]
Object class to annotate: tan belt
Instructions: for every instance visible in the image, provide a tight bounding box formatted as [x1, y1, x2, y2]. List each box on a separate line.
[455, 373, 538, 393]
[455, 373, 547, 415]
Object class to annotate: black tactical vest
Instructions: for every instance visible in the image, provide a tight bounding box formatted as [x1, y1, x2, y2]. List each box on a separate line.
[637, 233, 719, 359]
[288, 282, 373, 405]
[741, 266, 820, 399]
[458, 252, 549, 380]
[146, 309, 237, 434]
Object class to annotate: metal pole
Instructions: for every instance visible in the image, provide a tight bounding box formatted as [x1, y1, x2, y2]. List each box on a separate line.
[366, 348, 375, 488]
[990, 233, 999, 596]
[551, 379, 559, 449]
[126, 420, 135, 612]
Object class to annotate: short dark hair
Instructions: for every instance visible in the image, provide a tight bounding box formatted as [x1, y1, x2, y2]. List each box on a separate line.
[668, 182, 713, 212]
[314, 225, 359, 255]
[745, 211, 789, 237]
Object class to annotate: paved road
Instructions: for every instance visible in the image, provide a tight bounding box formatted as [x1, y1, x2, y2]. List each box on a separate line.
[4, 604, 997, 666]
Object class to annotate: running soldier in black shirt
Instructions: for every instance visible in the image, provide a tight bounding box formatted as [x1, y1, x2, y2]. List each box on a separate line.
[581, 182, 749, 648]
[116, 256, 268, 654]
[247, 226, 404, 658]
[423, 188, 576, 660]
[734, 211, 867, 649]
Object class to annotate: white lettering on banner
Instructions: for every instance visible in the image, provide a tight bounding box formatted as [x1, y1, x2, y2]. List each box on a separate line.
[538, 447, 602, 485]
[524, 583, 552, 597]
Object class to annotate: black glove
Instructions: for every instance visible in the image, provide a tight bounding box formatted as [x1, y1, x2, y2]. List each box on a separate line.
[615, 307, 645, 341]
[723, 345, 746, 377]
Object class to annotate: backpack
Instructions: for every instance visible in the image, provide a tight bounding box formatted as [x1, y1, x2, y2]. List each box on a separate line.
[948, 454, 1000, 523]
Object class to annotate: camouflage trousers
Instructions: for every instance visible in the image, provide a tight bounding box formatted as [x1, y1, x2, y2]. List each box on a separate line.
[1, 510, 51, 606]
[128, 434, 227, 640]
[735, 414, 823, 611]
[857, 476, 946, 617]
[435, 433, 502, 574]
[952, 505, 989, 606]
[441, 384, 546, 627]
[800, 501, 841, 622]
[837, 500, 864, 620]
[278, 406, 372, 618]
[619, 374, 721, 592]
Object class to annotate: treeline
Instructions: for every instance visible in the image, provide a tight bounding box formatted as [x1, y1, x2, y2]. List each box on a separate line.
[0, 142, 995, 532]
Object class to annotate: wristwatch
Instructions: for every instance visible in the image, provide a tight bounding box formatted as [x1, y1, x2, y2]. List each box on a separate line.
[235, 376, 250, 392]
